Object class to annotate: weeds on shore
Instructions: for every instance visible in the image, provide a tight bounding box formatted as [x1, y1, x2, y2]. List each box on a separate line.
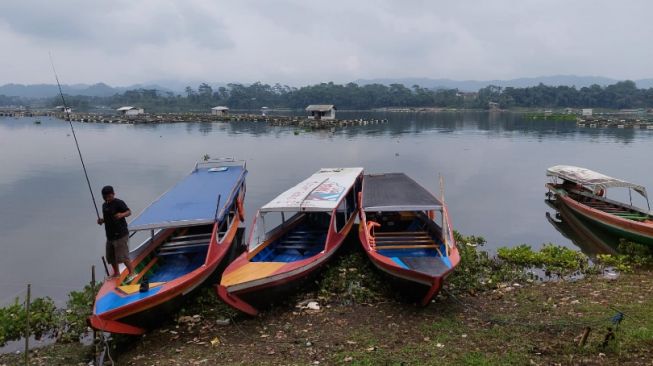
[1, 233, 651, 349]
[0, 283, 97, 347]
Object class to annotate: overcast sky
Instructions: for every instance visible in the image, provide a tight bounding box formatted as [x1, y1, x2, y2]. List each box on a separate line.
[1, 0, 652, 86]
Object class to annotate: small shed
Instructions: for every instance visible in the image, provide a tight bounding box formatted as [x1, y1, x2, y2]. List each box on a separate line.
[211, 106, 229, 116]
[117, 106, 144, 116]
[581, 108, 593, 116]
[488, 101, 500, 110]
[306, 105, 336, 120]
[55, 105, 72, 113]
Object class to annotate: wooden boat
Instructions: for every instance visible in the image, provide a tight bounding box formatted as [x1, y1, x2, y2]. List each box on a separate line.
[358, 173, 459, 305]
[218, 167, 364, 315]
[545, 198, 618, 256]
[89, 159, 247, 335]
[546, 165, 653, 246]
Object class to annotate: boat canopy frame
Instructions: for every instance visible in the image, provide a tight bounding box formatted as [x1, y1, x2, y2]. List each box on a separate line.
[547, 165, 650, 210]
[128, 158, 247, 232]
[362, 173, 443, 212]
[260, 167, 364, 213]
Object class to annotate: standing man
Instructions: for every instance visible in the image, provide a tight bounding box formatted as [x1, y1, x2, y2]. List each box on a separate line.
[97, 185, 136, 282]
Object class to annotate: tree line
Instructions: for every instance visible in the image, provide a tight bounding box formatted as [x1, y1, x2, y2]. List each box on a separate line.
[43, 80, 653, 112]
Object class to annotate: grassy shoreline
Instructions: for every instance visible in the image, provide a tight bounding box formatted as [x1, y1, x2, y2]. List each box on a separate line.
[2, 272, 651, 365]
[2, 235, 652, 365]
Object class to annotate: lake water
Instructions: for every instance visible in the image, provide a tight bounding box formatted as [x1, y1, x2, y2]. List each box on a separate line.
[1, 112, 652, 304]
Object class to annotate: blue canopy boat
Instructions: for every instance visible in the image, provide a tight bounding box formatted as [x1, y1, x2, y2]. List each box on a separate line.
[90, 159, 247, 335]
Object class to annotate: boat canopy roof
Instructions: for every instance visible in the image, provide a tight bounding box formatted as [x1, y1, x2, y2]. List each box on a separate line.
[547, 165, 648, 198]
[129, 162, 247, 231]
[363, 173, 443, 211]
[260, 167, 363, 212]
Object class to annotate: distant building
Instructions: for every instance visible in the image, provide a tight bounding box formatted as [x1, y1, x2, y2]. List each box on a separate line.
[54, 105, 72, 113]
[488, 101, 500, 110]
[619, 108, 645, 115]
[117, 106, 144, 116]
[581, 108, 593, 116]
[564, 108, 575, 114]
[261, 106, 269, 116]
[211, 106, 229, 116]
[456, 92, 478, 101]
[544, 109, 553, 116]
[306, 104, 336, 120]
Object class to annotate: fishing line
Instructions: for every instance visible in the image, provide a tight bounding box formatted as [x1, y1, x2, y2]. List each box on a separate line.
[49, 52, 100, 219]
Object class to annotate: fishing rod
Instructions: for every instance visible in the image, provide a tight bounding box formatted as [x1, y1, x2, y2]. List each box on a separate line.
[49, 52, 100, 219]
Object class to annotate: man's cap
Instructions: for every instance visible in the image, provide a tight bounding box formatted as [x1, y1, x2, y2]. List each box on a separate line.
[101, 185, 114, 196]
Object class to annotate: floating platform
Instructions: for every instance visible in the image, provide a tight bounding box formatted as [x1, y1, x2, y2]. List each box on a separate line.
[53, 113, 388, 129]
[577, 117, 653, 129]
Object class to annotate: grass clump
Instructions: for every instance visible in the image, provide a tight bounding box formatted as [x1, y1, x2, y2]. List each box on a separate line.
[498, 243, 590, 278]
[595, 240, 653, 273]
[446, 232, 528, 295]
[318, 250, 391, 304]
[0, 297, 59, 346]
[0, 282, 98, 347]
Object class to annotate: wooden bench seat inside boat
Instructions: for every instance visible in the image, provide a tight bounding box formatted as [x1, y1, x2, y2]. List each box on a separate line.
[575, 198, 651, 221]
[275, 230, 324, 254]
[374, 231, 438, 249]
[251, 226, 327, 262]
[158, 232, 213, 255]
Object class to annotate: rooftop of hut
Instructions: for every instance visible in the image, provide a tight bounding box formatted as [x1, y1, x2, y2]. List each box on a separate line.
[305, 104, 336, 112]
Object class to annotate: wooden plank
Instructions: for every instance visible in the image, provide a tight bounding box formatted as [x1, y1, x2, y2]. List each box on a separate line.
[376, 244, 438, 250]
[161, 238, 210, 248]
[221, 262, 286, 286]
[170, 233, 212, 242]
[376, 239, 435, 245]
[118, 282, 165, 295]
[376, 236, 431, 240]
[276, 245, 319, 250]
[375, 231, 429, 236]
[129, 257, 159, 285]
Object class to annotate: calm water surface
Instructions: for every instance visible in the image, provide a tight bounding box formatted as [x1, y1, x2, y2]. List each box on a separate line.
[1, 112, 652, 303]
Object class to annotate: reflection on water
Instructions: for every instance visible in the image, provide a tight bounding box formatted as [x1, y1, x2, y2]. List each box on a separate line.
[545, 198, 619, 256]
[1, 111, 652, 301]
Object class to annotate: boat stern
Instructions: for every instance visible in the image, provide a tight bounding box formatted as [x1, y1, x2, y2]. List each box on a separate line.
[216, 284, 259, 316]
[88, 313, 146, 335]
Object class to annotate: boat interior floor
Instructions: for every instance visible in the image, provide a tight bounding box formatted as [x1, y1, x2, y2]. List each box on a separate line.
[377, 248, 451, 276]
[573, 195, 650, 221]
[252, 214, 330, 263]
[124, 229, 214, 286]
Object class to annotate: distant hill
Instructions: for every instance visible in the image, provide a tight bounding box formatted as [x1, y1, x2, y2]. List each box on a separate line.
[4, 76, 653, 99]
[354, 75, 653, 91]
[0, 83, 172, 98]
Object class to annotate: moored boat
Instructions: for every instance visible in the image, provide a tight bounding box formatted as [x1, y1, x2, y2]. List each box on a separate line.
[358, 173, 459, 305]
[546, 165, 653, 246]
[89, 159, 247, 335]
[218, 167, 364, 315]
[545, 198, 618, 256]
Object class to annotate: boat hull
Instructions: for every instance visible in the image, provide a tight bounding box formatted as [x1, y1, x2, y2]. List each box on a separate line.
[90, 225, 244, 335]
[218, 252, 333, 315]
[357, 226, 451, 306]
[218, 220, 352, 316]
[550, 188, 653, 246]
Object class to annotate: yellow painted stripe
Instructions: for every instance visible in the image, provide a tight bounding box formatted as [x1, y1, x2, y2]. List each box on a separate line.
[221, 262, 286, 287]
[118, 282, 165, 295]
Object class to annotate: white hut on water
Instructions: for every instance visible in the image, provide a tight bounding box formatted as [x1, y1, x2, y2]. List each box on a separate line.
[306, 105, 336, 120]
[117, 106, 144, 116]
[211, 106, 229, 116]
